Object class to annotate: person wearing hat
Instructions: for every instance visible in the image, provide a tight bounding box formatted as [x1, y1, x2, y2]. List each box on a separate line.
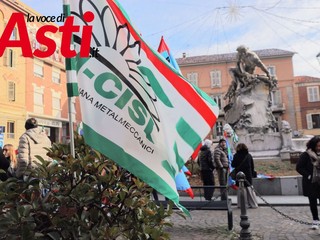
[214, 138, 229, 200]
[15, 118, 52, 179]
[198, 139, 215, 201]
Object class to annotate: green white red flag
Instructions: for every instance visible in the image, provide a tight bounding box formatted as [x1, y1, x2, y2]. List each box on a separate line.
[69, 0, 219, 212]
[63, 0, 78, 97]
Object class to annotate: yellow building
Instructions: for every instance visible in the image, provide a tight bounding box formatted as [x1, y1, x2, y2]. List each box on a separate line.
[0, 0, 27, 147]
[0, 0, 81, 147]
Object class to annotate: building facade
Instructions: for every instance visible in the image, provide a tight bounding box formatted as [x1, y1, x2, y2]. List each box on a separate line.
[0, 0, 28, 147]
[0, 0, 81, 147]
[294, 76, 320, 136]
[176, 49, 296, 140]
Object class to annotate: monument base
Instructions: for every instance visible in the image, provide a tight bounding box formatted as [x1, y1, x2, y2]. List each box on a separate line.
[237, 132, 281, 159]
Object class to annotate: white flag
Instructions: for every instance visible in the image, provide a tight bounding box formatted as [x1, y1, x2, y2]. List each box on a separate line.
[69, 0, 219, 212]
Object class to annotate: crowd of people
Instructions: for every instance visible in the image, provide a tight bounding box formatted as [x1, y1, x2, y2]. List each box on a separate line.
[3, 117, 320, 231]
[197, 138, 258, 208]
[197, 135, 320, 230]
[0, 118, 52, 181]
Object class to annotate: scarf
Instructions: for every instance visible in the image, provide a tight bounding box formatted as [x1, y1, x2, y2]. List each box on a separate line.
[306, 149, 320, 168]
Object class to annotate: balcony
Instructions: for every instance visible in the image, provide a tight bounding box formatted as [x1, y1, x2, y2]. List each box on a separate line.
[271, 102, 285, 113]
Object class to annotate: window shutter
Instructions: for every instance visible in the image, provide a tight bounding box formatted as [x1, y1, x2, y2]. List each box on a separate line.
[3, 49, 8, 66]
[272, 90, 282, 105]
[217, 71, 221, 86]
[12, 50, 16, 68]
[307, 88, 313, 102]
[316, 87, 320, 101]
[210, 70, 221, 87]
[8, 82, 15, 101]
[210, 71, 214, 87]
[306, 114, 313, 129]
[194, 73, 198, 86]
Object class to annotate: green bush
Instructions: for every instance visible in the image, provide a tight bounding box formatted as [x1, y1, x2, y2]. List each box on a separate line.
[0, 134, 174, 239]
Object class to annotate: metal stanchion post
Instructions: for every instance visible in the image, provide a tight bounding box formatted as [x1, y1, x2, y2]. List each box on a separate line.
[237, 171, 252, 240]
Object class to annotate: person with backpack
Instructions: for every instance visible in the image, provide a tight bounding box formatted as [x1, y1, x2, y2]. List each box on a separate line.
[198, 139, 215, 201]
[15, 118, 52, 180]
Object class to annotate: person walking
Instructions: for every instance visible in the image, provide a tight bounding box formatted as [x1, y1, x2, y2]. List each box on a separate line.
[231, 143, 258, 208]
[16, 118, 52, 180]
[296, 136, 320, 230]
[3, 144, 18, 178]
[198, 139, 215, 201]
[214, 139, 229, 200]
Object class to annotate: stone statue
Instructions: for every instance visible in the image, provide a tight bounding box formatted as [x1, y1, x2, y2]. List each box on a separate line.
[224, 45, 277, 103]
[280, 120, 293, 151]
[224, 45, 278, 134]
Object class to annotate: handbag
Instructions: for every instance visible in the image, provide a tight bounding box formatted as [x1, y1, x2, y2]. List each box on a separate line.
[253, 170, 257, 178]
[229, 155, 249, 180]
[312, 165, 320, 184]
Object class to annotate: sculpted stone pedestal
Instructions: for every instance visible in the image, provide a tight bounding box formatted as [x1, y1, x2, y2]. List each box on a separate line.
[225, 81, 276, 133]
[224, 80, 282, 159]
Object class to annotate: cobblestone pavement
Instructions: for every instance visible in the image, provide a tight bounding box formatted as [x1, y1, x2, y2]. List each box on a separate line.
[166, 206, 320, 240]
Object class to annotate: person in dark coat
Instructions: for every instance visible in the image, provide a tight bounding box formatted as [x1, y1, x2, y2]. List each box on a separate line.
[296, 136, 320, 230]
[0, 146, 10, 181]
[232, 143, 255, 187]
[231, 143, 258, 208]
[198, 139, 215, 201]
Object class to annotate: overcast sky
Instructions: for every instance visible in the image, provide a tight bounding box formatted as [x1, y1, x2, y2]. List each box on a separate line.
[21, 0, 320, 77]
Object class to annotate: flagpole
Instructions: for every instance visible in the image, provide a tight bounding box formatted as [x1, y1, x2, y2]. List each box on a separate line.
[67, 99, 75, 157]
[63, 0, 76, 158]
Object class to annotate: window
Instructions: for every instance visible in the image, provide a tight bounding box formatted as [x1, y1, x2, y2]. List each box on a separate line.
[270, 90, 282, 106]
[34, 92, 44, 106]
[307, 113, 320, 129]
[52, 90, 62, 118]
[267, 66, 276, 77]
[32, 40, 41, 50]
[53, 47, 61, 62]
[10, 27, 17, 40]
[33, 84, 45, 114]
[210, 70, 221, 88]
[186, 72, 198, 86]
[307, 86, 320, 102]
[214, 121, 223, 138]
[211, 94, 224, 110]
[52, 97, 61, 118]
[6, 121, 15, 139]
[3, 49, 15, 67]
[52, 68, 61, 84]
[34, 60, 44, 77]
[8, 81, 16, 102]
